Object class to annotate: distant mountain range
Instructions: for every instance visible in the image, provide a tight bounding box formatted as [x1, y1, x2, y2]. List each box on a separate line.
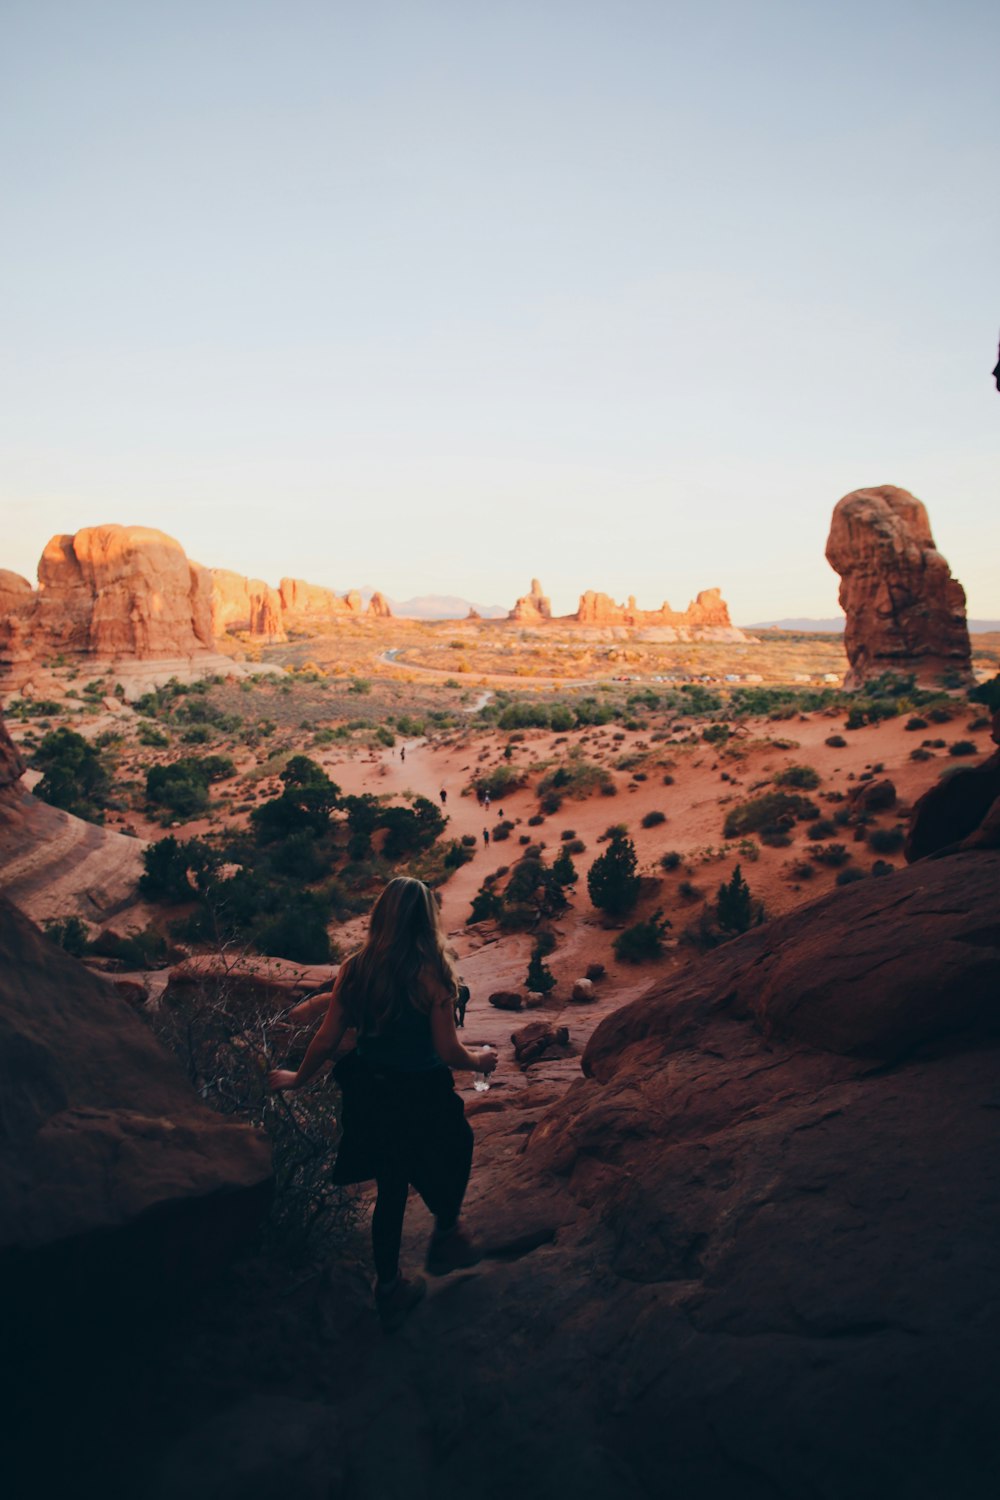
[748, 617, 1000, 634]
[361, 590, 507, 620]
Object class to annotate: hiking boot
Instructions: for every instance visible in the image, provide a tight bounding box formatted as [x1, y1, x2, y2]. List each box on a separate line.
[375, 1274, 426, 1333]
[425, 1224, 481, 1277]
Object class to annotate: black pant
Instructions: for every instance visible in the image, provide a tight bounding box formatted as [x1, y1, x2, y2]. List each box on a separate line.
[373, 1125, 472, 1283]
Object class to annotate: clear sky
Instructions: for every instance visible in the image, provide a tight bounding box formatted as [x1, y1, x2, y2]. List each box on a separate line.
[2, 0, 998, 622]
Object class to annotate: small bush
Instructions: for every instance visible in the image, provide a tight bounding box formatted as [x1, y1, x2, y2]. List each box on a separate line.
[910, 747, 933, 761]
[871, 860, 894, 877]
[928, 705, 954, 724]
[808, 842, 850, 868]
[905, 716, 928, 731]
[528, 813, 545, 826]
[613, 910, 671, 963]
[773, 764, 821, 790]
[492, 820, 514, 842]
[587, 830, 641, 915]
[835, 866, 866, 885]
[825, 734, 847, 749]
[678, 878, 702, 901]
[868, 825, 905, 854]
[660, 851, 682, 871]
[525, 943, 556, 994]
[723, 791, 819, 839]
[43, 915, 90, 957]
[560, 829, 576, 840]
[641, 810, 667, 828]
[806, 819, 836, 840]
[949, 740, 977, 757]
[565, 838, 586, 855]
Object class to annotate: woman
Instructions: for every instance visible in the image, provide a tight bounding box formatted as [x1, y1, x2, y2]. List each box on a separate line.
[268, 877, 496, 1331]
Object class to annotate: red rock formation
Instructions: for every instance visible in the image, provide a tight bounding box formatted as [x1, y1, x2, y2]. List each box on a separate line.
[0, 525, 215, 663]
[210, 569, 287, 643]
[279, 576, 359, 620]
[905, 706, 1000, 860]
[367, 590, 393, 618]
[574, 585, 735, 629]
[0, 707, 24, 794]
[826, 485, 973, 689]
[0, 569, 32, 618]
[508, 578, 552, 623]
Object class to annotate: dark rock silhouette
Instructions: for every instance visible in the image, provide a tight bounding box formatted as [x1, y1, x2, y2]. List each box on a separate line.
[906, 707, 1000, 860]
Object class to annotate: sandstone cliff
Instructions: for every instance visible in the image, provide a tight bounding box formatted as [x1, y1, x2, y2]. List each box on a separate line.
[210, 569, 287, 643]
[826, 485, 973, 690]
[0, 525, 219, 670]
[575, 585, 733, 628]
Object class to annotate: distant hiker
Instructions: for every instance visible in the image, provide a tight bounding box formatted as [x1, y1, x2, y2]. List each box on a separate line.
[483, 791, 491, 810]
[454, 982, 470, 1029]
[268, 877, 495, 1331]
[498, 807, 504, 818]
[482, 827, 490, 845]
[400, 746, 405, 762]
[440, 788, 447, 805]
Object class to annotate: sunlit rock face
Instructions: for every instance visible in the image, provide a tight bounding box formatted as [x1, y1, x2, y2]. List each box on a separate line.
[210, 568, 287, 643]
[508, 578, 552, 623]
[574, 585, 733, 628]
[826, 485, 973, 690]
[0, 525, 216, 663]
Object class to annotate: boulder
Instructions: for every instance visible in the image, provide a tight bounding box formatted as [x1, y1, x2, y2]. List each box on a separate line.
[165, 954, 336, 1008]
[488, 989, 524, 1012]
[511, 1021, 570, 1065]
[825, 486, 973, 689]
[570, 978, 596, 1003]
[905, 708, 1000, 861]
[850, 776, 897, 812]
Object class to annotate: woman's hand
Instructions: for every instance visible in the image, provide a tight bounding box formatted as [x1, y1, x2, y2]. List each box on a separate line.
[267, 1069, 299, 1092]
[476, 1047, 498, 1075]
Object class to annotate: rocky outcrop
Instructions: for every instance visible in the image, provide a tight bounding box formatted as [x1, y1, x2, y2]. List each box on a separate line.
[825, 485, 973, 689]
[0, 895, 272, 1294]
[575, 586, 734, 628]
[0, 706, 24, 795]
[210, 570, 287, 643]
[0, 526, 222, 681]
[508, 578, 552, 623]
[278, 577, 392, 626]
[905, 705, 1000, 860]
[367, 590, 393, 618]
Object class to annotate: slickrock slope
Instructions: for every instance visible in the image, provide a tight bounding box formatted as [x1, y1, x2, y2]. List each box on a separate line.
[826, 485, 973, 689]
[0, 896, 272, 1294]
[0, 709, 144, 920]
[905, 703, 1000, 859]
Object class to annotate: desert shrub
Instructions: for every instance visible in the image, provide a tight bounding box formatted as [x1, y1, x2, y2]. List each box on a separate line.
[587, 830, 640, 915]
[613, 910, 671, 963]
[560, 829, 576, 840]
[678, 878, 702, 901]
[600, 781, 618, 796]
[967, 716, 991, 732]
[927, 705, 954, 724]
[641, 810, 666, 828]
[255, 891, 332, 963]
[468, 882, 503, 923]
[43, 915, 90, 957]
[949, 740, 977, 757]
[528, 813, 545, 826]
[825, 734, 847, 748]
[381, 797, 447, 858]
[773, 764, 820, 790]
[737, 837, 760, 862]
[138, 723, 170, 747]
[806, 819, 836, 840]
[759, 827, 792, 846]
[536, 756, 612, 801]
[701, 723, 730, 745]
[525, 943, 556, 994]
[566, 838, 586, 855]
[660, 851, 682, 871]
[492, 820, 514, 842]
[473, 765, 527, 799]
[461, 833, 478, 847]
[844, 708, 867, 730]
[662, 773, 675, 785]
[91, 924, 168, 969]
[970, 675, 1000, 713]
[808, 841, 850, 868]
[497, 902, 537, 932]
[33, 728, 112, 822]
[250, 757, 340, 843]
[146, 755, 235, 822]
[868, 825, 905, 854]
[442, 839, 474, 870]
[924, 738, 947, 749]
[552, 846, 578, 886]
[788, 860, 815, 881]
[539, 790, 563, 815]
[141, 836, 219, 902]
[723, 791, 818, 839]
[905, 716, 928, 731]
[872, 860, 894, 877]
[835, 866, 866, 885]
[909, 747, 933, 761]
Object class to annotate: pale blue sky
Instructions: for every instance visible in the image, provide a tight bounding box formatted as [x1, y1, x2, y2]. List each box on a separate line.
[2, 0, 998, 621]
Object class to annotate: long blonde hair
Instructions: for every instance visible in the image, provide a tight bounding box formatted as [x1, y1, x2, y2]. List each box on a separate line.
[339, 877, 458, 1035]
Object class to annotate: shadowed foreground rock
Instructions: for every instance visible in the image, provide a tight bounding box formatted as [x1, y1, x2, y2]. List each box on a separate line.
[148, 851, 1000, 1500]
[0, 898, 272, 1296]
